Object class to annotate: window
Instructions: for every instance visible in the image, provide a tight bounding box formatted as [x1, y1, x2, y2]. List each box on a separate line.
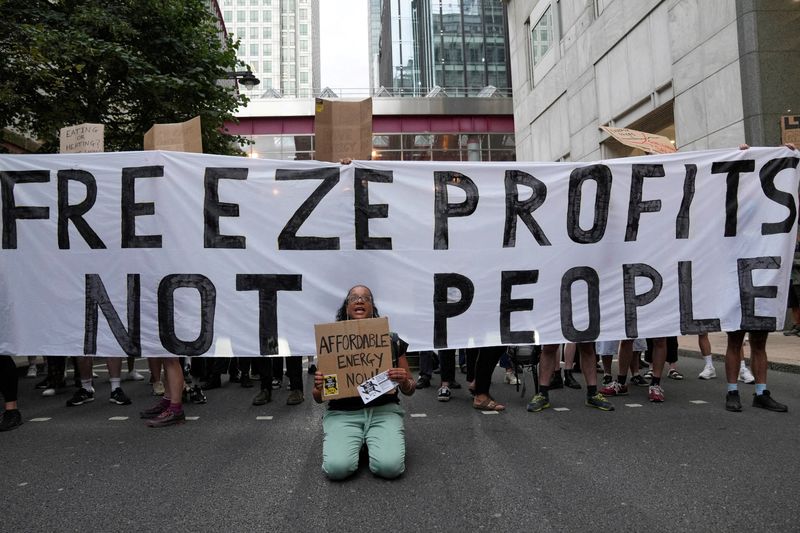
[250, 44, 259, 56]
[223, 10, 232, 21]
[264, 43, 272, 55]
[299, 40, 308, 52]
[299, 55, 308, 68]
[299, 71, 308, 84]
[250, 27, 259, 39]
[263, 61, 272, 73]
[262, 26, 272, 39]
[299, 23, 308, 36]
[531, 6, 553, 66]
[264, 10, 272, 22]
[299, 8, 308, 19]
[236, 10, 246, 22]
[250, 10, 259, 22]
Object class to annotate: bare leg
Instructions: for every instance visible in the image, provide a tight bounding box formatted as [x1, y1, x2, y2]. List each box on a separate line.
[725, 331, 745, 384]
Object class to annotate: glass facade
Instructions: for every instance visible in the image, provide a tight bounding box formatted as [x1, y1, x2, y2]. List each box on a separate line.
[379, 0, 511, 96]
[244, 131, 514, 161]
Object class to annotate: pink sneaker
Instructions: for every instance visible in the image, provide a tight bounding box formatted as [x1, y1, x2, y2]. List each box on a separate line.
[599, 381, 629, 396]
[648, 384, 665, 402]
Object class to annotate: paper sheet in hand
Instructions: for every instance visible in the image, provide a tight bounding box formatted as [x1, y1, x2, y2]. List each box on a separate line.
[357, 370, 397, 403]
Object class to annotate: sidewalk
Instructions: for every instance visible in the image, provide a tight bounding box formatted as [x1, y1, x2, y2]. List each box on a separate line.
[677, 331, 800, 374]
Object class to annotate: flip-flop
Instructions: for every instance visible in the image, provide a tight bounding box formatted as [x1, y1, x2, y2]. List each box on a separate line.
[473, 397, 505, 411]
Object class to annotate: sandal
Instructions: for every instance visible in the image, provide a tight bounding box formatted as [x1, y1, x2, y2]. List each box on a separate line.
[668, 369, 684, 380]
[473, 397, 505, 411]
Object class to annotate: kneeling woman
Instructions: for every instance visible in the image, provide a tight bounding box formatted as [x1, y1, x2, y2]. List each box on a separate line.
[312, 285, 415, 480]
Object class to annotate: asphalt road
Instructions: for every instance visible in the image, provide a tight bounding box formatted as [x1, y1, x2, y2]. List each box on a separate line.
[4, 356, 800, 532]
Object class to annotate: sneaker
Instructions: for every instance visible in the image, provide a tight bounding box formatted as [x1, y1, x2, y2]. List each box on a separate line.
[146, 408, 186, 428]
[140, 400, 169, 419]
[42, 380, 66, 397]
[0, 409, 23, 431]
[648, 384, 665, 403]
[782, 325, 800, 336]
[189, 385, 207, 404]
[503, 372, 520, 385]
[602, 374, 613, 385]
[416, 374, 431, 389]
[109, 387, 132, 405]
[563, 371, 581, 389]
[26, 364, 37, 378]
[725, 390, 742, 412]
[152, 381, 165, 396]
[252, 389, 272, 406]
[630, 374, 649, 387]
[437, 386, 451, 402]
[667, 369, 684, 380]
[286, 389, 304, 405]
[586, 392, 615, 411]
[752, 390, 788, 412]
[66, 388, 95, 407]
[698, 366, 716, 380]
[526, 393, 551, 412]
[643, 369, 654, 379]
[738, 366, 755, 384]
[599, 381, 629, 396]
[125, 370, 145, 381]
[550, 371, 564, 389]
[270, 377, 282, 390]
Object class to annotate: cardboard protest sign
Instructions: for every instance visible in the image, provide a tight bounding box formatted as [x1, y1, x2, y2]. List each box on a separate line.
[143, 116, 203, 153]
[601, 126, 676, 154]
[60, 123, 104, 153]
[315, 317, 392, 400]
[781, 116, 800, 146]
[314, 98, 372, 162]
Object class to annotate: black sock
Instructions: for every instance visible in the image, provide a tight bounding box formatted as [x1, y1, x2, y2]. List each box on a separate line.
[587, 385, 597, 397]
[539, 385, 549, 398]
[618, 375, 627, 386]
[651, 376, 661, 386]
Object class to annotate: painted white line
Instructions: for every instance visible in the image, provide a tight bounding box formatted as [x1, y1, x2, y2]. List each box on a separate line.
[256, 416, 273, 421]
[18, 482, 28, 487]
[480, 410, 500, 415]
[108, 416, 128, 421]
[553, 407, 570, 412]
[625, 403, 643, 408]
[185, 416, 200, 421]
[410, 413, 427, 418]
[29, 417, 51, 422]
[690, 400, 708, 404]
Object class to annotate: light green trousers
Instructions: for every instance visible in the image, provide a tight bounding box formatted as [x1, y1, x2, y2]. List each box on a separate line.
[322, 402, 406, 480]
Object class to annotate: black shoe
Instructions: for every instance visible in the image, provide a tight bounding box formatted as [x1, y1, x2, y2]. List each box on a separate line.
[66, 388, 95, 407]
[725, 391, 742, 412]
[229, 371, 241, 384]
[448, 380, 462, 390]
[240, 373, 253, 388]
[563, 371, 581, 389]
[287, 389, 304, 405]
[35, 377, 50, 390]
[201, 375, 222, 390]
[189, 385, 207, 404]
[752, 390, 788, 412]
[109, 387, 132, 405]
[308, 364, 317, 375]
[550, 371, 564, 390]
[416, 374, 431, 389]
[0, 409, 22, 431]
[252, 389, 272, 406]
[602, 374, 613, 385]
[639, 358, 650, 369]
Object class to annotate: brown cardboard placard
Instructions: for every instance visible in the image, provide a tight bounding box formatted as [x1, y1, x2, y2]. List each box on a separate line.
[314, 97, 372, 162]
[601, 126, 676, 154]
[315, 316, 392, 400]
[781, 115, 800, 146]
[59, 123, 104, 153]
[143, 116, 203, 153]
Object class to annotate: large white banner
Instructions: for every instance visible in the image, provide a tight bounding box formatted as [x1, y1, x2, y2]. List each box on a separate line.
[0, 148, 797, 356]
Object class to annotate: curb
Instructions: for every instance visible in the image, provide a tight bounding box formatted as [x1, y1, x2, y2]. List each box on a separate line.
[677, 348, 800, 375]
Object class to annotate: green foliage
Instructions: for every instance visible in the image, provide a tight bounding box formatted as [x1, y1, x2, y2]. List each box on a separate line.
[0, 0, 250, 154]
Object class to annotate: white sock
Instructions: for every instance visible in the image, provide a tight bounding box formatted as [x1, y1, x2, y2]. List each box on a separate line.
[110, 377, 121, 391]
[81, 379, 94, 393]
[703, 355, 712, 366]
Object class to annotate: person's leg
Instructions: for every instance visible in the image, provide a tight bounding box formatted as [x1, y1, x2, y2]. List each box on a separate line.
[148, 357, 165, 395]
[252, 356, 274, 405]
[439, 349, 456, 385]
[285, 356, 304, 405]
[144, 357, 186, 427]
[601, 340, 631, 395]
[465, 348, 479, 384]
[0, 355, 22, 431]
[528, 344, 558, 412]
[562, 343, 580, 388]
[271, 357, 284, 389]
[106, 356, 131, 405]
[724, 331, 745, 411]
[473, 346, 504, 409]
[648, 337, 667, 402]
[66, 356, 95, 406]
[365, 403, 406, 479]
[322, 409, 367, 480]
[746, 332, 786, 412]
[416, 351, 433, 388]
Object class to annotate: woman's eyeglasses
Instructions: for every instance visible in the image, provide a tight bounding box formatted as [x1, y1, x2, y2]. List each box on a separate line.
[347, 294, 373, 304]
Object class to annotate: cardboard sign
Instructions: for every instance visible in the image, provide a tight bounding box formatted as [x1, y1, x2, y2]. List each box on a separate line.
[781, 115, 800, 146]
[601, 126, 677, 154]
[143, 116, 203, 153]
[315, 317, 392, 400]
[60, 123, 104, 153]
[314, 98, 372, 162]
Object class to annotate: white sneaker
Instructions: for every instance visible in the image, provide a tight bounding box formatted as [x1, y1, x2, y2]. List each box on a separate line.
[698, 366, 716, 380]
[42, 387, 56, 397]
[503, 372, 520, 385]
[152, 381, 165, 396]
[126, 370, 145, 381]
[26, 364, 38, 378]
[738, 365, 755, 384]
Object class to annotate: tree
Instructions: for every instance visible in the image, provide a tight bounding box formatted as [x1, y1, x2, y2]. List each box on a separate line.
[0, 0, 250, 154]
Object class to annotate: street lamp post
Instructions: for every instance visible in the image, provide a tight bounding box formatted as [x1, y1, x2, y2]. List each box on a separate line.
[227, 70, 260, 90]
